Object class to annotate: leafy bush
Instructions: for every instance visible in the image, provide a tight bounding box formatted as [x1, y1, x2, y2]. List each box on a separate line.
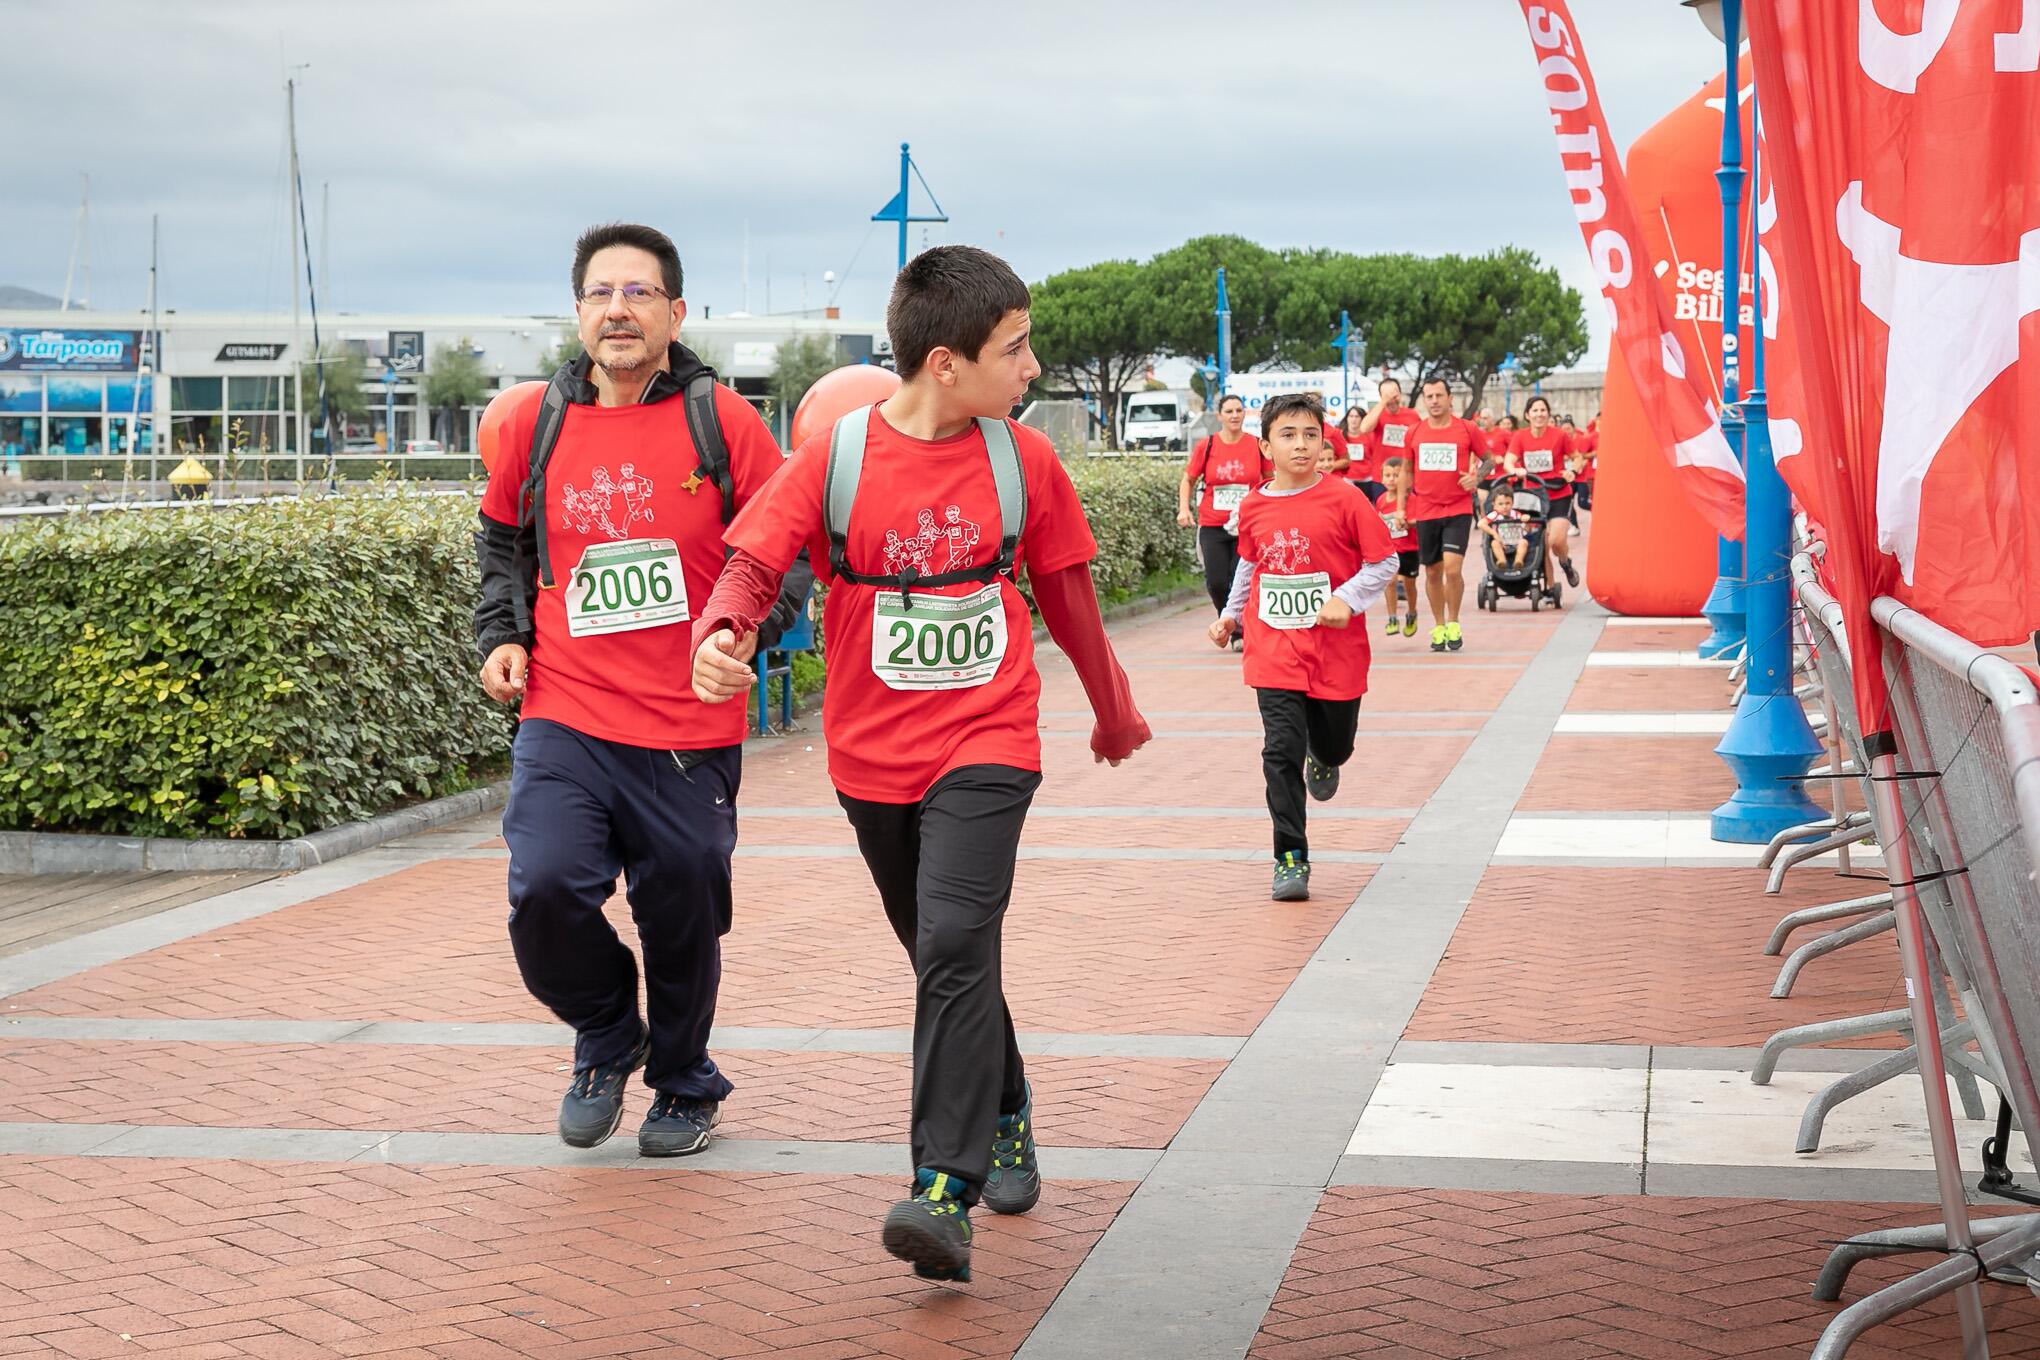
[0, 491, 511, 838]
[1063, 456, 1196, 599]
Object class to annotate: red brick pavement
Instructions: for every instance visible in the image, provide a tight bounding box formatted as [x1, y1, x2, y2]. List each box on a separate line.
[0, 1042, 1219, 1148]
[4, 857, 1366, 1036]
[733, 814, 1410, 854]
[1249, 1186, 2040, 1359]
[1520, 735, 1742, 813]
[0, 1157, 1132, 1359]
[1567, 667, 1736, 712]
[1404, 866, 1908, 1048]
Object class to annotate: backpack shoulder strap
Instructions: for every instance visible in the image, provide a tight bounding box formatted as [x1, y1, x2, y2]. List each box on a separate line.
[520, 365, 576, 588]
[823, 404, 873, 575]
[975, 416, 1026, 574]
[682, 372, 737, 525]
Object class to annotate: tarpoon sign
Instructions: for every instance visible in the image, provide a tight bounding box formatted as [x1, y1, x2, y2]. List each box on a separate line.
[0, 328, 146, 373]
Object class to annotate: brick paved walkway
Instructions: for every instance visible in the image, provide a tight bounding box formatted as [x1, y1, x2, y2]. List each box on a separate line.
[4, 525, 2037, 1358]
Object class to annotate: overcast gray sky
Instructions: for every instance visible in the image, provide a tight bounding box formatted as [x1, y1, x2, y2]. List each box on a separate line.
[3, 0, 1724, 363]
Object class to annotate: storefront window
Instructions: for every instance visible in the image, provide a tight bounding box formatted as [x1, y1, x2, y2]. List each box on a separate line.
[0, 416, 40, 459]
[46, 378, 105, 414]
[171, 414, 221, 454]
[0, 375, 40, 412]
[170, 377, 222, 410]
[228, 376, 289, 409]
[104, 378, 154, 414]
[48, 415, 104, 455]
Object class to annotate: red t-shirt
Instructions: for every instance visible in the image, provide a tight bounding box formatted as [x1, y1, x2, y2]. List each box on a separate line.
[1235, 476, 1397, 701]
[478, 385, 782, 749]
[1405, 418, 1487, 521]
[722, 406, 1097, 802]
[1342, 426, 1377, 483]
[1366, 409, 1424, 483]
[1575, 427, 1599, 482]
[1184, 433, 1268, 528]
[1509, 426, 1576, 500]
[1375, 490, 1418, 551]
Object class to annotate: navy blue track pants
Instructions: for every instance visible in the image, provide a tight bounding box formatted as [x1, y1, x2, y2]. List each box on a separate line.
[502, 717, 737, 1103]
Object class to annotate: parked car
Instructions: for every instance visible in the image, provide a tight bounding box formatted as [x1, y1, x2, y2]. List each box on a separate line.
[1119, 389, 1194, 451]
[401, 439, 445, 456]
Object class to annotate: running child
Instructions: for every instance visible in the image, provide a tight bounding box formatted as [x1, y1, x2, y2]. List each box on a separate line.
[1375, 455, 1420, 637]
[690, 245, 1150, 1285]
[1209, 392, 1399, 902]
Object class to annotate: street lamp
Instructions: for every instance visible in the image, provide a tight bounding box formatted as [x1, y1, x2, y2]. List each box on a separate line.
[1680, 0, 1823, 842]
[1691, 0, 1745, 661]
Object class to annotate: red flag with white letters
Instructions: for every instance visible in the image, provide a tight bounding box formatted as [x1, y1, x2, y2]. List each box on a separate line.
[1517, 1, 1747, 539]
[1751, 0, 2040, 665]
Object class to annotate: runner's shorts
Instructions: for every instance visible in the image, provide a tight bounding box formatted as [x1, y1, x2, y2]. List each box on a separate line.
[1414, 514, 1473, 566]
[1395, 549, 1420, 578]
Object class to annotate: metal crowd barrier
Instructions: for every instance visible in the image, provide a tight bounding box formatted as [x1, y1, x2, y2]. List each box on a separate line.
[1803, 577, 2040, 1358]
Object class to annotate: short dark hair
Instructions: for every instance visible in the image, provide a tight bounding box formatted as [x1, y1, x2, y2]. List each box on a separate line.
[1420, 376, 1450, 394]
[1381, 455, 1408, 473]
[1378, 377, 1402, 394]
[573, 223, 683, 299]
[1260, 391, 1324, 434]
[887, 245, 1031, 381]
[1217, 393, 1245, 411]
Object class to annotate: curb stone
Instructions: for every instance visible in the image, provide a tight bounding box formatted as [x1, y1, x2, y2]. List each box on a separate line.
[0, 782, 508, 875]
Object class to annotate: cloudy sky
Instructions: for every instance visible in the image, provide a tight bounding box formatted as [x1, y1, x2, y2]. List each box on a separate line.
[3, 1, 1725, 363]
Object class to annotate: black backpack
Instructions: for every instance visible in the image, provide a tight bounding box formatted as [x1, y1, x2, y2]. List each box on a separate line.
[516, 362, 810, 646]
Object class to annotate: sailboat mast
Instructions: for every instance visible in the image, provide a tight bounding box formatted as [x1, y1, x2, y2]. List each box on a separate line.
[288, 77, 305, 463]
[61, 174, 89, 312]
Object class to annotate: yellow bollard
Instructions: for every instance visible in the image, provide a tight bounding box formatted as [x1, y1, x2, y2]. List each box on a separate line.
[168, 457, 212, 502]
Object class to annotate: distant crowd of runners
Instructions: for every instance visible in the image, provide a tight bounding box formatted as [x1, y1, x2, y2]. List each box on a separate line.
[470, 221, 1596, 1286]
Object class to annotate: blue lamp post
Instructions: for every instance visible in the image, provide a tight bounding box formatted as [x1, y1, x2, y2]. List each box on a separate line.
[1214, 267, 1232, 398]
[1696, 0, 1746, 661]
[1696, 0, 1824, 842]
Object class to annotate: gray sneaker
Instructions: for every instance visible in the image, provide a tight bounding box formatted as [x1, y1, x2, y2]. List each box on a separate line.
[1272, 852, 1311, 902]
[639, 1092, 721, 1157]
[558, 1037, 648, 1148]
[1304, 754, 1340, 802]
[982, 1084, 1041, 1215]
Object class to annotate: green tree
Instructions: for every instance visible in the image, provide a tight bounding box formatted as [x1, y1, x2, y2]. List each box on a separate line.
[296, 344, 368, 452]
[543, 327, 583, 372]
[424, 337, 492, 449]
[1028, 258, 1159, 450]
[1143, 234, 1285, 371]
[1360, 248, 1587, 412]
[769, 333, 842, 421]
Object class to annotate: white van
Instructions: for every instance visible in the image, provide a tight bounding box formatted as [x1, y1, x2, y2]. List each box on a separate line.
[1119, 389, 1193, 451]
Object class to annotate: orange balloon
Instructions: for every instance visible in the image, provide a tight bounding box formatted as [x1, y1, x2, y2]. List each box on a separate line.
[477, 380, 547, 474]
[790, 364, 901, 449]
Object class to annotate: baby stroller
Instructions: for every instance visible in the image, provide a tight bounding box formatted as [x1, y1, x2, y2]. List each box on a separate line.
[1476, 480, 1562, 612]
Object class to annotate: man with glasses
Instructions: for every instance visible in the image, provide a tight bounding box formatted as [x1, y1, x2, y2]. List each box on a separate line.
[473, 222, 784, 1157]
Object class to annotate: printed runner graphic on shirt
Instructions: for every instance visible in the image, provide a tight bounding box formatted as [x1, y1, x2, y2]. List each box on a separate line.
[1260, 528, 1312, 575]
[882, 504, 983, 574]
[561, 463, 656, 540]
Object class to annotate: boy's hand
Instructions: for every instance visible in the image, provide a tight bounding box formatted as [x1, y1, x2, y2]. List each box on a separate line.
[1092, 713, 1152, 767]
[692, 628, 760, 704]
[1316, 598, 1354, 630]
[1208, 616, 1238, 648]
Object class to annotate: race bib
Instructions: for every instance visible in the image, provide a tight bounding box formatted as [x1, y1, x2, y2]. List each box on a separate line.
[1381, 424, 1409, 448]
[564, 539, 688, 637]
[1212, 483, 1248, 513]
[1496, 519, 1526, 547]
[1387, 514, 1409, 537]
[871, 582, 1008, 690]
[1257, 571, 1331, 631]
[1416, 442, 1458, 473]
[1523, 449, 1555, 474]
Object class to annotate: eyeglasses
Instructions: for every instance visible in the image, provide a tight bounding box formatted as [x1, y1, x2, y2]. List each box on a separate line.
[576, 284, 670, 308]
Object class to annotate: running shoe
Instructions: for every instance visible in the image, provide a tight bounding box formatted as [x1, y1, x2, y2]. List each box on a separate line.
[1271, 851, 1311, 902]
[1561, 557, 1580, 587]
[1444, 621, 1464, 651]
[982, 1085, 1041, 1215]
[1382, 615, 1398, 636]
[883, 1169, 973, 1281]
[638, 1092, 720, 1157]
[1402, 613, 1418, 637]
[1429, 624, 1448, 653]
[558, 1035, 648, 1148]
[1305, 753, 1340, 802]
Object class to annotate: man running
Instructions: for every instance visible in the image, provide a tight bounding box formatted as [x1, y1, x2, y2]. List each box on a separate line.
[473, 222, 783, 1159]
[692, 245, 1151, 1284]
[1405, 376, 1490, 652]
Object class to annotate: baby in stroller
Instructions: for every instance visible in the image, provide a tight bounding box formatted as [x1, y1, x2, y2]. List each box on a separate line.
[1477, 480, 1559, 610]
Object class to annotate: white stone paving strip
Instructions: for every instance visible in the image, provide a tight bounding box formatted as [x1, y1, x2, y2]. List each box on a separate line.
[1492, 814, 1883, 867]
[1584, 651, 1739, 668]
[1345, 1064, 1648, 1164]
[1554, 712, 1736, 735]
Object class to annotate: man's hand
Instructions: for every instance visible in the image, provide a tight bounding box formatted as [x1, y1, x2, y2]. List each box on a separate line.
[1457, 469, 1480, 490]
[1176, 507, 1195, 528]
[1316, 597, 1354, 630]
[1208, 615, 1238, 648]
[692, 628, 760, 704]
[479, 644, 529, 704]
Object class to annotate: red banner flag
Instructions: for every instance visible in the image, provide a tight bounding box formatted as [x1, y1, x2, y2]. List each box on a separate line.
[1518, 1, 1746, 539]
[1750, 0, 2040, 656]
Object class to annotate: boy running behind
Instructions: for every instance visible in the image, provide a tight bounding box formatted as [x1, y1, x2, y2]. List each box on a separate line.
[1375, 455, 1419, 637]
[691, 246, 1150, 1284]
[1210, 392, 1399, 902]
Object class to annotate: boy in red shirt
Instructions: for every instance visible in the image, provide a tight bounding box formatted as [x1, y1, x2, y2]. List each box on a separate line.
[1210, 392, 1399, 902]
[691, 246, 1150, 1284]
[1375, 455, 1420, 636]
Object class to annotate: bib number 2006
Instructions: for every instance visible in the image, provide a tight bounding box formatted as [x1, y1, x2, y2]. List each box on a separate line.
[871, 582, 1008, 690]
[1258, 571, 1330, 631]
[565, 539, 688, 637]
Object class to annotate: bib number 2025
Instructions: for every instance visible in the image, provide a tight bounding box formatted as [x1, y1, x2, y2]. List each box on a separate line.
[565, 539, 688, 637]
[871, 582, 1009, 690]
[1258, 571, 1330, 631]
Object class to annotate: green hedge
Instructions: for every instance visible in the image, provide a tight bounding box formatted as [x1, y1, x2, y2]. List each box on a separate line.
[1063, 456, 1196, 599]
[0, 492, 510, 839]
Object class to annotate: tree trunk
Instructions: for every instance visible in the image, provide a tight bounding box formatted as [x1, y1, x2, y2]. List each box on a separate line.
[1462, 363, 1495, 417]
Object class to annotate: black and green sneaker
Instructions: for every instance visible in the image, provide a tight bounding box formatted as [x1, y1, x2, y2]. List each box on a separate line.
[1272, 851, 1311, 902]
[882, 1169, 973, 1282]
[1304, 753, 1340, 802]
[982, 1085, 1041, 1215]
